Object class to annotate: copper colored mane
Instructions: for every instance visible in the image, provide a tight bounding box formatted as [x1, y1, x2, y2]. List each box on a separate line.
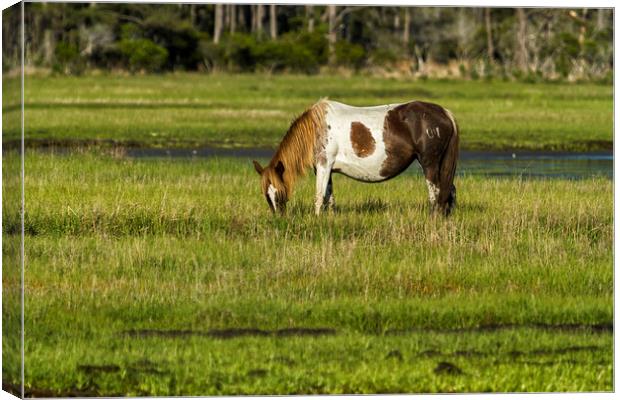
[266, 99, 328, 195]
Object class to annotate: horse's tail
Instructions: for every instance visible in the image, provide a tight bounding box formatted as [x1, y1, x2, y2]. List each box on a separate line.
[439, 109, 459, 214]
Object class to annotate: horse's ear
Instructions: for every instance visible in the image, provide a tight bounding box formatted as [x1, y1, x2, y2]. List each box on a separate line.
[275, 160, 285, 179]
[253, 160, 264, 175]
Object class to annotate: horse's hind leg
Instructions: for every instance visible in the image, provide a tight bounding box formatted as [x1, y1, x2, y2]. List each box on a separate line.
[424, 165, 456, 215]
[423, 165, 441, 214]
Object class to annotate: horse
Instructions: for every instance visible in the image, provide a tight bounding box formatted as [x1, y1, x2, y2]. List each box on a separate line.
[253, 99, 459, 216]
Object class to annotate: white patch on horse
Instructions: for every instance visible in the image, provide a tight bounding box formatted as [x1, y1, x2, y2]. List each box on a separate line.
[426, 126, 441, 139]
[268, 184, 277, 208]
[426, 179, 440, 204]
[325, 101, 398, 182]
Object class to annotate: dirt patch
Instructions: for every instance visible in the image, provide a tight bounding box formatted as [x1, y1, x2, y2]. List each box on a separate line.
[419, 345, 606, 360]
[77, 364, 121, 374]
[247, 369, 268, 378]
[208, 328, 270, 338]
[128, 359, 166, 375]
[386, 349, 404, 361]
[121, 327, 337, 339]
[433, 361, 463, 375]
[419, 349, 443, 357]
[386, 322, 612, 335]
[123, 329, 206, 338]
[512, 345, 604, 357]
[274, 327, 336, 337]
[453, 350, 486, 357]
[3, 381, 108, 398]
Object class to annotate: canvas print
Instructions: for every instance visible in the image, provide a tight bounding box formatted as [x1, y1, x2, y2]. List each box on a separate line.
[1, 2, 613, 396]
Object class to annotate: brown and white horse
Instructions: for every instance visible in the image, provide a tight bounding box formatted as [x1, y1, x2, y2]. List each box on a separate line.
[253, 99, 459, 216]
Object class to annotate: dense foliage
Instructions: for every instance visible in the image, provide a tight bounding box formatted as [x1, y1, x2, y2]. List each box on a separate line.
[2, 4, 614, 81]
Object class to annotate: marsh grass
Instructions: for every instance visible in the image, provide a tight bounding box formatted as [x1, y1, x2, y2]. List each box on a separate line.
[2, 74, 613, 151]
[1, 150, 613, 394]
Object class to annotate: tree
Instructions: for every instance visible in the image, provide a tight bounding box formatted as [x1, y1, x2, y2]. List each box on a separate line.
[402, 8, 410, 45]
[213, 4, 223, 44]
[228, 5, 236, 34]
[270, 5, 277, 39]
[515, 8, 528, 73]
[484, 8, 494, 61]
[252, 5, 264, 35]
[306, 5, 314, 33]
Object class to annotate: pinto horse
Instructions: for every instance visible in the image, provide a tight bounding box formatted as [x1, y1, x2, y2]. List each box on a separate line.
[253, 99, 459, 216]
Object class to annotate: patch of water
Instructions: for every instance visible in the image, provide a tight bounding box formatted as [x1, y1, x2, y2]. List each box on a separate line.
[126, 148, 613, 180]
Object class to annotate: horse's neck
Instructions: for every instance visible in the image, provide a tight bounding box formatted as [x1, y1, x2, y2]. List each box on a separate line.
[272, 117, 320, 191]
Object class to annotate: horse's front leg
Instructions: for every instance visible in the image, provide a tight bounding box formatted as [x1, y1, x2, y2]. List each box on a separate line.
[315, 164, 333, 215]
[325, 174, 335, 212]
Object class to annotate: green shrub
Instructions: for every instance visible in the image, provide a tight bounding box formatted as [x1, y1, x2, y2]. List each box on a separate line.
[118, 39, 168, 73]
[142, 14, 201, 70]
[199, 40, 226, 72]
[208, 32, 327, 73]
[553, 32, 580, 78]
[224, 33, 259, 72]
[255, 35, 318, 73]
[368, 47, 399, 66]
[52, 42, 86, 75]
[334, 41, 365, 69]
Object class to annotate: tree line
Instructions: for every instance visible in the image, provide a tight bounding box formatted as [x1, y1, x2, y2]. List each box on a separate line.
[2, 4, 613, 81]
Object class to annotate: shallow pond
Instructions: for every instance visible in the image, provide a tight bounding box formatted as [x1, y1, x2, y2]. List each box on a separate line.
[126, 148, 613, 180]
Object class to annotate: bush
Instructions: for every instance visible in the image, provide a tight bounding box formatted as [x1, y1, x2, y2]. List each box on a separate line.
[224, 33, 259, 72]
[52, 42, 85, 75]
[255, 35, 318, 73]
[118, 39, 168, 73]
[142, 14, 201, 70]
[203, 32, 327, 73]
[368, 47, 399, 66]
[199, 40, 226, 72]
[334, 41, 365, 70]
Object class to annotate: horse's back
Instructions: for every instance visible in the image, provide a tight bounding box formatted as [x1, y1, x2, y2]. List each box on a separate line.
[324, 99, 457, 182]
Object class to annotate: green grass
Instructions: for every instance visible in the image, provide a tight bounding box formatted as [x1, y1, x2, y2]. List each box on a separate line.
[2, 150, 613, 394]
[2, 73, 613, 151]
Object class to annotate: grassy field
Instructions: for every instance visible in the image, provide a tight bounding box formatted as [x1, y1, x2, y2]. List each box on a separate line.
[2, 150, 613, 395]
[1, 73, 613, 151]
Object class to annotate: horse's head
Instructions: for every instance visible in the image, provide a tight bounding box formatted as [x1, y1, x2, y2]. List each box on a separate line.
[253, 160, 288, 214]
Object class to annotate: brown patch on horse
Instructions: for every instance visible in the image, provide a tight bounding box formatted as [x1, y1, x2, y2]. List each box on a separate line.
[379, 105, 416, 178]
[380, 101, 457, 179]
[350, 122, 376, 158]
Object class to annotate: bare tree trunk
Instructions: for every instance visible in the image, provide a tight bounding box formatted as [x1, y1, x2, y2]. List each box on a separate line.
[596, 9, 606, 31]
[229, 5, 236, 33]
[578, 9, 588, 48]
[190, 5, 196, 27]
[515, 8, 528, 73]
[43, 30, 54, 65]
[214, 4, 223, 44]
[328, 5, 337, 65]
[485, 8, 494, 61]
[224, 4, 230, 30]
[403, 8, 410, 45]
[393, 9, 400, 30]
[253, 5, 264, 36]
[269, 4, 277, 39]
[306, 5, 314, 33]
